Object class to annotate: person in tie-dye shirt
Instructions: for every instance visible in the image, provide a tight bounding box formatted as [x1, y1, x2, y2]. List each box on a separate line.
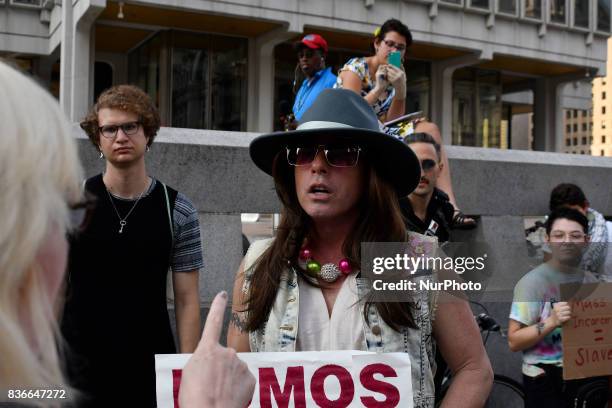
[508, 208, 606, 408]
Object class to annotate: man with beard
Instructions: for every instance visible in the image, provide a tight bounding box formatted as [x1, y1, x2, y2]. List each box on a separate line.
[508, 208, 608, 408]
[285, 34, 337, 129]
[399, 132, 454, 243]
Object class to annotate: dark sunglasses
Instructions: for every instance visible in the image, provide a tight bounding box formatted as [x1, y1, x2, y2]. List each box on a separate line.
[98, 121, 141, 139]
[68, 192, 97, 236]
[286, 145, 362, 167]
[420, 159, 438, 172]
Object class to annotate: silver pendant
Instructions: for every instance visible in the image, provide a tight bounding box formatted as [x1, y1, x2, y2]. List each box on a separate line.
[319, 263, 341, 282]
[119, 220, 127, 233]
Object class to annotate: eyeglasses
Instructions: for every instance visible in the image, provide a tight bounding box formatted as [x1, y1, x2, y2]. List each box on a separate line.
[420, 159, 438, 172]
[382, 39, 406, 52]
[99, 121, 141, 139]
[549, 231, 586, 242]
[286, 145, 362, 167]
[68, 193, 97, 236]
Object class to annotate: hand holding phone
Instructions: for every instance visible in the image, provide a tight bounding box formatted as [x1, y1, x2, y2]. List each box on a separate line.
[388, 51, 402, 68]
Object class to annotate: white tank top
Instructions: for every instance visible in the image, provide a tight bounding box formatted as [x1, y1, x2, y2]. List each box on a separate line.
[295, 273, 366, 351]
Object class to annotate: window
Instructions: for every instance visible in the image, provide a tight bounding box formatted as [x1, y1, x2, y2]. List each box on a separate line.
[602, 150, 606, 156]
[590, 136, 594, 143]
[566, 110, 571, 119]
[603, 91, 607, 99]
[566, 139, 571, 146]
[550, 0, 567, 24]
[582, 136, 587, 144]
[573, 137, 578, 145]
[603, 135, 607, 143]
[604, 106, 607, 114]
[582, 110, 587, 117]
[573, 124, 578, 132]
[574, 0, 590, 28]
[603, 121, 606, 129]
[470, 0, 490, 9]
[566, 124, 571, 133]
[573, 109, 578, 118]
[582, 123, 587, 131]
[597, 0, 611, 32]
[524, 0, 542, 19]
[498, 0, 517, 14]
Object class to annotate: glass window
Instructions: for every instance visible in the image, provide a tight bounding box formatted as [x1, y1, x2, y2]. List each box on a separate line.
[582, 123, 587, 131]
[566, 110, 571, 119]
[574, 0, 590, 28]
[603, 106, 607, 114]
[524, 0, 542, 19]
[582, 136, 587, 144]
[498, 0, 517, 14]
[582, 110, 587, 117]
[573, 137, 578, 145]
[470, 0, 490, 9]
[550, 0, 567, 24]
[603, 91, 607, 99]
[566, 138, 571, 146]
[170, 32, 247, 131]
[566, 124, 571, 133]
[602, 150, 605, 156]
[598, 0, 611, 31]
[452, 68, 502, 148]
[129, 31, 248, 131]
[603, 135, 607, 143]
[573, 124, 578, 132]
[573, 109, 578, 118]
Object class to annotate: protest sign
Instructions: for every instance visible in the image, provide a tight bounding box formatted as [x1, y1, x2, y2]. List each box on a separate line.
[561, 282, 612, 380]
[156, 350, 412, 408]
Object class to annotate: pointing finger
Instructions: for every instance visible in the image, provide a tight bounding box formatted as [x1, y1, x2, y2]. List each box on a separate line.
[199, 291, 228, 350]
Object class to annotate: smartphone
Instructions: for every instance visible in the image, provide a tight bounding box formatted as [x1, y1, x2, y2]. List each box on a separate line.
[388, 51, 402, 68]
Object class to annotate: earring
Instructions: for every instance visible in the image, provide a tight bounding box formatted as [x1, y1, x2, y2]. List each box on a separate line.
[146, 145, 150, 152]
[99, 151, 104, 159]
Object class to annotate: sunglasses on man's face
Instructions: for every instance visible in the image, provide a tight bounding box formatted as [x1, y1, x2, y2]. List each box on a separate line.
[420, 159, 438, 172]
[286, 145, 362, 167]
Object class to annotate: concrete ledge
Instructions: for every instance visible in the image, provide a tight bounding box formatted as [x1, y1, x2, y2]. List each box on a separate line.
[75, 126, 612, 216]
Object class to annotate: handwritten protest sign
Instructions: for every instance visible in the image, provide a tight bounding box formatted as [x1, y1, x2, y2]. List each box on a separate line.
[562, 282, 612, 380]
[156, 351, 412, 408]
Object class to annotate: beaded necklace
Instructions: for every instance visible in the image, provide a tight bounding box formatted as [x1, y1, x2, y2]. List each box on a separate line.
[297, 245, 352, 283]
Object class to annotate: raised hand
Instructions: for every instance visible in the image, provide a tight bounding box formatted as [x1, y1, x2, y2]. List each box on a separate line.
[179, 291, 255, 408]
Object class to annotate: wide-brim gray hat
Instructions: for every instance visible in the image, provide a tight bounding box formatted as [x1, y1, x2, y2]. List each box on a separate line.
[249, 88, 421, 197]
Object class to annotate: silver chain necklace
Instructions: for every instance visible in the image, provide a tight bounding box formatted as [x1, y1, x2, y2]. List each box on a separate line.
[105, 181, 148, 234]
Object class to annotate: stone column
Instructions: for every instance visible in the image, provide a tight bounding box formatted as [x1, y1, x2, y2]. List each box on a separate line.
[247, 25, 301, 132]
[430, 52, 490, 144]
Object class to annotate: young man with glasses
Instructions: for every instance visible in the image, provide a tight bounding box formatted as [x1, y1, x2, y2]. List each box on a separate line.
[508, 208, 609, 407]
[284, 34, 337, 130]
[399, 132, 454, 243]
[62, 85, 203, 407]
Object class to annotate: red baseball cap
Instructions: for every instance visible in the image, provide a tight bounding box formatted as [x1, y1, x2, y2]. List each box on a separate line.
[296, 34, 328, 54]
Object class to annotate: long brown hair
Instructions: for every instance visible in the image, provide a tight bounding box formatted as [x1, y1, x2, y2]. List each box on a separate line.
[244, 151, 415, 332]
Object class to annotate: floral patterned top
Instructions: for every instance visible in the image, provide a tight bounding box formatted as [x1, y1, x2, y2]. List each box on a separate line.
[334, 57, 395, 118]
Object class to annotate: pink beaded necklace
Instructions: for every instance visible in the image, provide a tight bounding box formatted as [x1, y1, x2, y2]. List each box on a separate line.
[297, 245, 352, 282]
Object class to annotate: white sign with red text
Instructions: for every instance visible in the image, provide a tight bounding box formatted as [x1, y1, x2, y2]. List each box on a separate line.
[156, 351, 413, 408]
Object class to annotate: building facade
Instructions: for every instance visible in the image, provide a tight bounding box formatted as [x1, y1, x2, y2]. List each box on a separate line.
[1, 0, 611, 152]
[563, 107, 593, 154]
[592, 37, 612, 156]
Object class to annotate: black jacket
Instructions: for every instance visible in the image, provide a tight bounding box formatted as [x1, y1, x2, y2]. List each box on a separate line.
[399, 188, 454, 243]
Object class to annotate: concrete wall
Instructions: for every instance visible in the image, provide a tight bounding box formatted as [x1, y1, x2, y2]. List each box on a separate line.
[74, 125, 612, 396]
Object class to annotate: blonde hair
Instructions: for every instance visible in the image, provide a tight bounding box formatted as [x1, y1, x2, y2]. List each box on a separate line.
[0, 61, 82, 401]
